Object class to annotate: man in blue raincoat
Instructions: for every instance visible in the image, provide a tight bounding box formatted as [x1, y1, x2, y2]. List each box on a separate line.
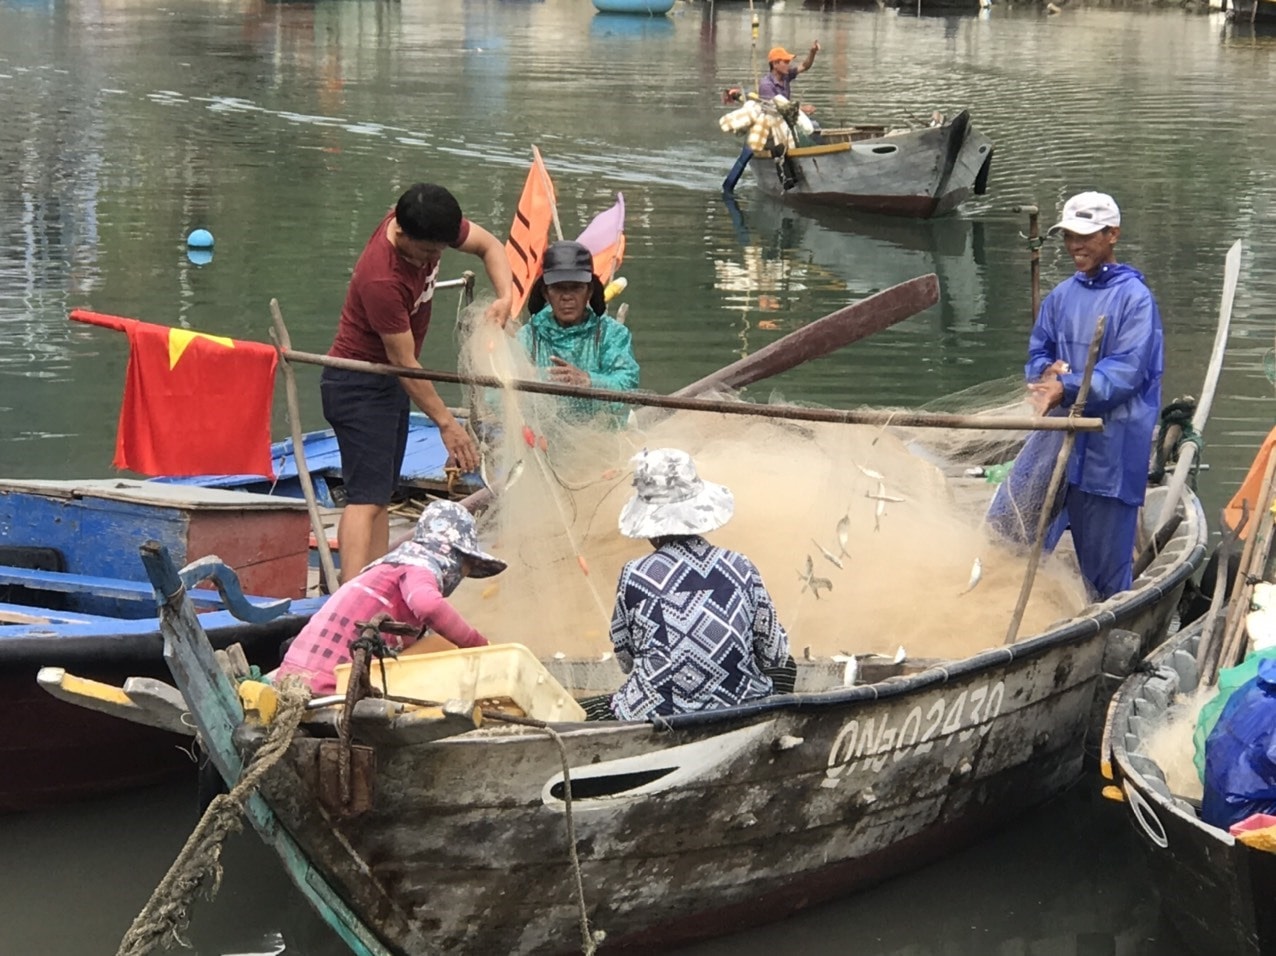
[519, 240, 639, 426]
[1024, 191, 1164, 600]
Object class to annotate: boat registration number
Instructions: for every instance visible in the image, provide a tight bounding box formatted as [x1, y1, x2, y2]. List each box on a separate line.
[823, 680, 1006, 784]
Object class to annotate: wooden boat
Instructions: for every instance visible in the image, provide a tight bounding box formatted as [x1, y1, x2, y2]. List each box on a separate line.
[0, 479, 326, 814]
[124, 477, 1205, 955]
[1102, 417, 1276, 956]
[153, 411, 481, 507]
[592, 0, 676, 13]
[746, 110, 994, 218]
[1101, 617, 1276, 955]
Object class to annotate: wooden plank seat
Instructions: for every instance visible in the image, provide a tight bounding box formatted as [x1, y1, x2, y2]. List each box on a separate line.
[0, 600, 138, 627]
[0, 564, 226, 609]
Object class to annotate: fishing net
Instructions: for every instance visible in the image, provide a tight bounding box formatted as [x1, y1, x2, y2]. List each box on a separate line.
[451, 299, 1089, 694]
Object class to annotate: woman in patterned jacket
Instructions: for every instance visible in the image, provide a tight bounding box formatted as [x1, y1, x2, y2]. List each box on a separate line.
[592, 448, 792, 721]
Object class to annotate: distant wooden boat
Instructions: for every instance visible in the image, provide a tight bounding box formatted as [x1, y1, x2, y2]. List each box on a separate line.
[740, 109, 994, 218]
[593, 0, 675, 12]
[103, 478, 1205, 954]
[0, 479, 325, 814]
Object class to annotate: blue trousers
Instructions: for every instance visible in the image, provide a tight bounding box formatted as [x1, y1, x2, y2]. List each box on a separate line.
[1045, 485, 1140, 600]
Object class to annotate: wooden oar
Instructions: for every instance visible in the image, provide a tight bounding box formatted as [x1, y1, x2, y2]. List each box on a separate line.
[1149, 239, 1242, 538]
[1004, 315, 1107, 645]
[673, 273, 941, 398]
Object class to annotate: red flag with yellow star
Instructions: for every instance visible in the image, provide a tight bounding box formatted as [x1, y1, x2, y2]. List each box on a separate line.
[70, 310, 277, 477]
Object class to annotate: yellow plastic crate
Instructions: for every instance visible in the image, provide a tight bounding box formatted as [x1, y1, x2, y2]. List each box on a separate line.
[333, 643, 585, 723]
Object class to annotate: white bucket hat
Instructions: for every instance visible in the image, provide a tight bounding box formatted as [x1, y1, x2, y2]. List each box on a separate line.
[1048, 191, 1120, 236]
[618, 448, 735, 539]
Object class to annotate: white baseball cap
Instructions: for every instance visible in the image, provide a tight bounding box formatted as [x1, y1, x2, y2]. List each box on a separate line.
[1049, 192, 1121, 236]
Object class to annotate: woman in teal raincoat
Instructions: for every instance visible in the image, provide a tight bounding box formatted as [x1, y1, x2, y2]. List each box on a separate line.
[518, 240, 639, 425]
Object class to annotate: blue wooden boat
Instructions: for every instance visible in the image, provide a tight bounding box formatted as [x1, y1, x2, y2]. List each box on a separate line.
[593, 0, 676, 13]
[153, 412, 478, 508]
[1, 479, 326, 814]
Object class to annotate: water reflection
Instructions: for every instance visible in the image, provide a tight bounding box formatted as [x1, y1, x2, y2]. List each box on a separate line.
[714, 191, 990, 359]
[590, 11, 678, 37]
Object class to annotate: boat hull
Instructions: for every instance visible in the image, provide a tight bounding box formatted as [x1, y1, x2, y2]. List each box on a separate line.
[750, 110, 994, 218]
[0, 478, 321, 813]
[1105, 621, 1276, 956]
[245, 489, 1205, 954]
[0, 613, 310, 814]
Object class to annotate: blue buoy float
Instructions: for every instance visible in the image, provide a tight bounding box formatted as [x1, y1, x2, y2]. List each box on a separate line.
[187, 228, 214, 249]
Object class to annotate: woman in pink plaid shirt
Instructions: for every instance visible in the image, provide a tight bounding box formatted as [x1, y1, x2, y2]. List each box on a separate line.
[274, 500, 506, 694]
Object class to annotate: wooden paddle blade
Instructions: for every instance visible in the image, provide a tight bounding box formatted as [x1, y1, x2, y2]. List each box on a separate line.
[674, 273, 940, 398]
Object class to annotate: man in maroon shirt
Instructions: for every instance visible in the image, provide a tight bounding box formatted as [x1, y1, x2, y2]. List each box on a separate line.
[323, 182, 512, 581]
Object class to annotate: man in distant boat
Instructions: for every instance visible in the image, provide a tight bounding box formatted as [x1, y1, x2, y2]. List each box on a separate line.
[1024, 191, 1164, 600]
[323, 183, 513, 581]
[759, 42, 821, 104]
[583, 448, 793, 721]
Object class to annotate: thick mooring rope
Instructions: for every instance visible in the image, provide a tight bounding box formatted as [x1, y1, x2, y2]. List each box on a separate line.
[115, 685, 309, 956]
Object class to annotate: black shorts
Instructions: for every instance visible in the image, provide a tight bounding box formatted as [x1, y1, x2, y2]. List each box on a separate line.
[320, 367, 410, 506]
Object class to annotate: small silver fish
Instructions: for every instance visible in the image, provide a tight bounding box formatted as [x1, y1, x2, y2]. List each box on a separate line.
[864, 491, 906, 503]
[812, 537, 844, 570]
[872, 480, 887, 532]
[797, 555, 834, 599]
[836, 514, 851, 560]
[959, 557, 983, 596]
[831, 653, 858, 687]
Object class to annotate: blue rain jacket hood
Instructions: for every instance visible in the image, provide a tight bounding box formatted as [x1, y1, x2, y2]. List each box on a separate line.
[1026, 263, 1164, 505]
[518, 305, 640, 424]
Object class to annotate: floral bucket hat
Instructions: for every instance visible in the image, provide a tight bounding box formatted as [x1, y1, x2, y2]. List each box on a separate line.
[379, 500, 506, 581]
[618, 448, 735, 539]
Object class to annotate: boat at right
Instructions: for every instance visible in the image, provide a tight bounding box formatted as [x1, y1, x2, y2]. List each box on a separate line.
[1103, 424, 1276, 956]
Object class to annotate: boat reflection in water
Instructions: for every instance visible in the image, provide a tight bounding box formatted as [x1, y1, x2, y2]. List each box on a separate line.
[714, 192, 992, 397]
[590, 11, 677, 36]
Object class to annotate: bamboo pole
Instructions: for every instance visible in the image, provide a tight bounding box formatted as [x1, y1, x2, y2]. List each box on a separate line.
[1209, 448, 1276, 684]
[1150, 240, 1242, 537]
[269, 300, 340, 595]
[1196, 503, 1248, 678]
[533, 144, 564, 243]
[1013, 203, 1041, 323]
[1004, 315, 1107, 645]
[277, 346, 1103, 434]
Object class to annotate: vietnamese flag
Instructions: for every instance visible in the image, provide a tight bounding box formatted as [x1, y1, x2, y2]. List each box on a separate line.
[70, 309, 277, 478]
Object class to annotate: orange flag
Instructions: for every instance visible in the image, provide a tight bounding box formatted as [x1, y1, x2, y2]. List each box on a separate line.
[70, 310, 278, 478]
[505, 146, 557, 320]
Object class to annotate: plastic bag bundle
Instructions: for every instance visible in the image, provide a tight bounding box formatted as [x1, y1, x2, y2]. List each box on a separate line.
[1201, 658, 1276, 829]
[1195, 647, 1276, 781]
